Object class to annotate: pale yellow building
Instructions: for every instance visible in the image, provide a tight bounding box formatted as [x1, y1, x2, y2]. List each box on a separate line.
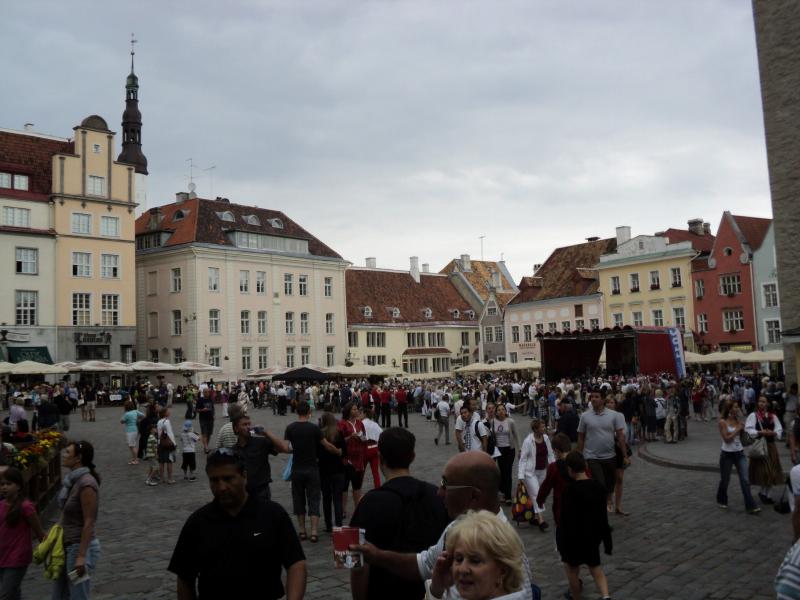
[595, 223, 714, 346]
[135, 195, 349, 381]
[345, 260, 479, 378]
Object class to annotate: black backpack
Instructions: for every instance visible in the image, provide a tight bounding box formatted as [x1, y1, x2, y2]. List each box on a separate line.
[476, 420, 497, 455]
[383, 481, 443, 553]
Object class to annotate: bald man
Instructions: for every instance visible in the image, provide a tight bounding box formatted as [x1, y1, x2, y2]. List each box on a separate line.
[351, 451, 535, 599]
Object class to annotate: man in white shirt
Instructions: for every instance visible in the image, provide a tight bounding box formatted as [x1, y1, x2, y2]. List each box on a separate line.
[454, 400, 488, 453]
[434, 394, 451, 446]
[352, 451, 535, 600]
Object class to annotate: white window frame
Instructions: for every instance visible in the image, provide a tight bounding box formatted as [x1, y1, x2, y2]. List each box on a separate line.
[612, 313, 623, 327]
[72, 252, 92, 277]
[256, 271, 266, 294]
[651, 309, 664, 327]
[301, 346, 310, 365]
[610, 276, 621, 294]
[632, 311, 643, 327]
[240, 270, 250, 293]
[326, 346, 335, 367]
[3, 207, 30, 228]
[697, 313, 708, 333]
[241, 310, 251, 335]
[300, 312, 309, 335]
[765, 319, 781, 344]
[87, 175, 105, 196]
[147, 311, 159, 337]
[484, 326, 494, 343]
[324, 277, 333, 297]
[171, 268, 182, 292]
[673, 306, 685, 330]
[299, 275, 308, 296]
[15, 247, 38, 274]
[719, 274, 742, 296]
[15, 290, 37, 325]
[649, 270, 660, 289]
[208, 347, 221, 367]
[285, 312, 295, 335]
[723, 310, 744, 332]
[670, 267, 682, 288]
[101, 254, 119, 279]
[695, 279, 705, 299]
[511, 326, 520, 343]
[13, 174, 29, 190]
[524, 325, 532, 342]
[284, 273, 293, 296]
[258, 311, 268, 335]
[241, 347, 252, 371]
[72, 293, 91, 326]
[258, 347, 269, 369]
[101, 294, 120, 326]
[172, 310, 182, 336]
[629, 273, 639, 291]
[286, 346, 295, 368]
[208, 267, 220, 292]
[763, 282, 779, 308]
[325, 313, 335, 335]
[209, 309, 220, 334]
[71, 213, 91, 235]
[100, 216, 120, 237]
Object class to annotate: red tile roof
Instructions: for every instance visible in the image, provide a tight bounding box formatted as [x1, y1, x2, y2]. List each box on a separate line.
[0, 130, 73, 200]
[730, 214, 771, 251]
[509, 238, 617, 305]
[346, 269, 476, 325]
[439, 259, 517, 308]
[135, 197, 342, 259]
[0, 225, 56, 237]
[659, 228, 715, 253]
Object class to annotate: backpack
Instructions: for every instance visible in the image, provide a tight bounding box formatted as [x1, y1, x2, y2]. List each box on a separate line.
[158, 420, 175, 451]
[476, 420, 496, 455]
[383, 481, 443, 553]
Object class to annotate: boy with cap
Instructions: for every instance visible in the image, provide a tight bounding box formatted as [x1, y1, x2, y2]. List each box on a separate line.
[181, 420, 200, 481]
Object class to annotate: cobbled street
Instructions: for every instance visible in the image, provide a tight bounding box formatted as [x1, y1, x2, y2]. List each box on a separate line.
[22, 406, 793, 600]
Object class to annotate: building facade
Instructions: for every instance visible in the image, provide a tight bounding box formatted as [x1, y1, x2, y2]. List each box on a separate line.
[135, 195, 348, 381]
[596, 222, 714, 346]
[440, 254, 517, 363]
[346, 259, 478, 378]
[504, 238, 615, 364]
[750, 222, 781, 351]
[690, 212, 770, 353]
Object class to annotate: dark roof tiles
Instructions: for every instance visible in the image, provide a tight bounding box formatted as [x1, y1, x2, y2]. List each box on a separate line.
[0, 130, 73, 199]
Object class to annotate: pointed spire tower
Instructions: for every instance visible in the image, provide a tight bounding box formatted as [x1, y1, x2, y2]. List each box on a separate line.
[118, 34, 148, 214]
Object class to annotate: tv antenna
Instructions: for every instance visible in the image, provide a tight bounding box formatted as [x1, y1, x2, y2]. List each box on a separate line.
[479, 235, 486, 261]
[203, 165, 217, 197]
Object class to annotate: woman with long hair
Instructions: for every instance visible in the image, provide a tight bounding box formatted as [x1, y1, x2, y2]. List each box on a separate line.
[338, 402, 367, 517]
[0, 466, 46, 600]
[318, 412, 346, 532]
[53, 440, 101, 599]
[745, 395, 784, 504]
[518, 418, 554, 531]
[493, 403, 520, 506]
[717, 400, 760, 513]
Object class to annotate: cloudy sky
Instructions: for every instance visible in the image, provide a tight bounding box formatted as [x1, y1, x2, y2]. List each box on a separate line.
[3, 1, 771, 280]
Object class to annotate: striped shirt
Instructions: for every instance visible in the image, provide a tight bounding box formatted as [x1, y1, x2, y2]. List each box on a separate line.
[776, 540, 800, 600]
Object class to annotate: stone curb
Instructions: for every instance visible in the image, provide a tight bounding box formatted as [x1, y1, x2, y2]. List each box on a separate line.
[636, 442, 718, 473]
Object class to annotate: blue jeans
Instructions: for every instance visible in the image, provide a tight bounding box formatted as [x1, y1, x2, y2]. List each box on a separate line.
[717, 451, 756, 510]
[51, 539, 100, 600]
[0, 565, 28, 600]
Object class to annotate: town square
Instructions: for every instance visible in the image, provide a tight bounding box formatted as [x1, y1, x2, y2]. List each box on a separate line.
[2, 1, 800, 599]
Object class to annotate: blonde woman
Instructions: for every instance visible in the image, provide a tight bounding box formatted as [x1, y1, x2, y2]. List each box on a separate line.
[426, 510, 525, 600]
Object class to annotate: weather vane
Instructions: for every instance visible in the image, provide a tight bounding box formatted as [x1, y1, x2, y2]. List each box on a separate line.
[130, 33, 137, 70]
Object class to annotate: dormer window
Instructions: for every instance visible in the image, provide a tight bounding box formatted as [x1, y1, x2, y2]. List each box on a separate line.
[466, 310, 475, 320]
[217, 211, 235, 222]
[244, 215, 260, 226]
[0, 172, 30, 191]
[391, 307, 400, 319]
[363, 306, 373, 318]
[452, 309, 460, 319]
[423, 308, 433, 319]
[173, 209, 185, 222]
[268, 218, 284, 229]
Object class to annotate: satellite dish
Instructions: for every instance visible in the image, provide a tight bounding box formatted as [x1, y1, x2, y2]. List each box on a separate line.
[188, 182, 196, 192]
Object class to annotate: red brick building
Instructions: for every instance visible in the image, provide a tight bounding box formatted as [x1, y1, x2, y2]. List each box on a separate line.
[691, 212, 771, 352]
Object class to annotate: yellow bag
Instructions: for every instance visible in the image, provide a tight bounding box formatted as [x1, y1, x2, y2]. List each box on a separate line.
[33, 523, 65, 580]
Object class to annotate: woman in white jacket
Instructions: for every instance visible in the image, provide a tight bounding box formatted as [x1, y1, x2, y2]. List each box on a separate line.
[518, 418, 555, 531]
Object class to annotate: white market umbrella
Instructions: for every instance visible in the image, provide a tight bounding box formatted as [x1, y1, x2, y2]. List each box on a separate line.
[79, 360, 133, 373]
[742, 350, 784, 363]
[54, 361, 83, 372]
[455, 362, 493, 374]
[176, 361, 222, 373]
[131, 361, 180, 372]
[0, 362, 15, 375]
[683, 351, 705, 364]
[9, 361, 68, 375]
[246, 366, 289, 379]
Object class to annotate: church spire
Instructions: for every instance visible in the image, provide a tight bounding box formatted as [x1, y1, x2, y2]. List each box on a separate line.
[118, 33, 148, 175]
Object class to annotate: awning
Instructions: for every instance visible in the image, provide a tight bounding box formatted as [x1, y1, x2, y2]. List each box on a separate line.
[8, 346, 53, 364]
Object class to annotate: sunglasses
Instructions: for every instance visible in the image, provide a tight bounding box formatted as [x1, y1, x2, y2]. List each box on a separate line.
[440, 476, 477, 492]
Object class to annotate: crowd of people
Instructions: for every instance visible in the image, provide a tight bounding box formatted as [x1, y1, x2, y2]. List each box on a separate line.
[0, 368, 797, 599]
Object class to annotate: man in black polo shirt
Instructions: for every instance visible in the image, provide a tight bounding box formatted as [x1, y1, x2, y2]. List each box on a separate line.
[233, 413, 288, 502]
[349, 427, 449, 600]
[196, 387, 215, 453]
[168, 450, 306, 599]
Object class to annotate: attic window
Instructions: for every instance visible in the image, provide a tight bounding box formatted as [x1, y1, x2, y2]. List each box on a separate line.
[173, 209, 185, 222]
[244, 215, 260, 226]
[466, 310, 475, 320]
[391, 307, 400, 319]
[423, 308, 433, 319]
[363, 306, 373, 318]
[452, 309, 460, 319]
[268, 218, 284, 229]
[217, 211, 235, 222]
[0, 172, 30, 191]
[723, 247, 733, 256]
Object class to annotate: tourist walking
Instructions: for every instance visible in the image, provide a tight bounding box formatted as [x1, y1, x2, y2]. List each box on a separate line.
[119, 400, 144, 465]
[493, 403, 520, 505]
[318, 412, 346, 532]
[196, 388, 215, 454]
[157, 407, 177, 485]
[717, 400, 760, 513]
[339, 402, 367, 516]
[52, 441, 101, 600]
[519, 418, 554, 530]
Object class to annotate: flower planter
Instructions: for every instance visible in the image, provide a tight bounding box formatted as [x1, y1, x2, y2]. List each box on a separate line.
[10, 431, 64, 510]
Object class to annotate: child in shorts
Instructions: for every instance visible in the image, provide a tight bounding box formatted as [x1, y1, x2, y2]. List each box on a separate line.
[144, 424, 159, 486]
[180, 420, 199, 481]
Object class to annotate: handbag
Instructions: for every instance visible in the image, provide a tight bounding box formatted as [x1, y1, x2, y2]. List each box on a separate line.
[739, 429, 755, 447]
[745, 436, 767, 459]
[775, 479, 791, 514]
[282, 454, 293, 481]
[511, 480, 534, 524]
[158, 420, 176, 451]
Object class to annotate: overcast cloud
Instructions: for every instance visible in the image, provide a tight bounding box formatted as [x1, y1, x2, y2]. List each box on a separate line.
[2, 1, 770, 280]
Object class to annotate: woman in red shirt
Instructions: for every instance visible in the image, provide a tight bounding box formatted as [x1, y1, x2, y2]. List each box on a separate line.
[338, 402, 367, 517]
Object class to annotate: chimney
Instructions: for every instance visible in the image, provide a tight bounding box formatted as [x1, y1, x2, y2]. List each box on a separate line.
[491, 269, 502, 289]
[703, 222, 711, 235]
[365, 257, 376, 269]
[23, 123, 34, 132]
[410, 256, 420, 283]
[615, 226, 631, 245]
[687, 218, 704, 236]
[422, 263, 430, 273]
[460, 254, 471, 271]
[533, 264, 542, 274]
[586, 236, 600, 242]
[175, 192, 189, 204]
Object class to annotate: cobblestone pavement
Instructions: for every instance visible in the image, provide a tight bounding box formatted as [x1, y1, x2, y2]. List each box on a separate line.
[21, 406, 793, 599]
